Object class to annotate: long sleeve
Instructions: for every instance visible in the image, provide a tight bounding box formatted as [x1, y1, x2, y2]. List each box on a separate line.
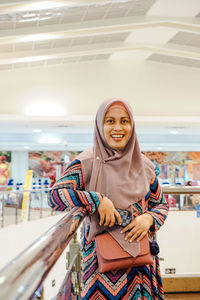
[145, 173, 169, 232]
[47, 159, 103, 214]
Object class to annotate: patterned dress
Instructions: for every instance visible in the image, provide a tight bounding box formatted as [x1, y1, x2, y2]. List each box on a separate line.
[48, 159, 169, 300]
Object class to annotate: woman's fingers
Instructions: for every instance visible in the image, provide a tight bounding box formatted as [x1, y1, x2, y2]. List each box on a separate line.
[114, 210, 122, 226]
[136, 231, 147, 242]
[121, 220, 135, 233]
[99, 213, 105, 226]
[108, 213, 115, 227]
[125, 227, 138, 240]
[125, 228, 147, 242]
[104, 214, 111, 226]
[69, 219, 79, 235]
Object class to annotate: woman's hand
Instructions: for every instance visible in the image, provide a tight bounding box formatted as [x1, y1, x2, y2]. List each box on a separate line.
[69, 218, 80, 235]
[97, 196, 121, 227]
[121, 214, 154, 242]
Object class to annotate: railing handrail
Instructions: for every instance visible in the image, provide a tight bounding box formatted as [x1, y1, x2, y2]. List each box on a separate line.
[0, 185, 49, 188]
[162, 186, 200, 194]
[0, 186, 199, 299]
[0, 188, 49, 194]
[0, 207, 82, 300]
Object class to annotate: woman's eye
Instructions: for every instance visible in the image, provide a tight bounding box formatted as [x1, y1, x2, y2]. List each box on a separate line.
[106, 119, 114, 124]
[121, 119, 129, 124]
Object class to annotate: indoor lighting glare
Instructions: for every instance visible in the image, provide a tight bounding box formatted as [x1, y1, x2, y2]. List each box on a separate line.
[24, 146, 30, 149]
[19, 18, 39, 23]
[25, 1, 66, 11]
[17, 56, 47, 63]
[0, 276, 5, 284]
[39, 136, 61, 144]
[20, 34, 54, 42]
[39, 16, 52, 21]
[25, 102, 66, 117]
[170, 130, 179, 135]
[23, 13, 37, 18]
[32, 129, 42, 133]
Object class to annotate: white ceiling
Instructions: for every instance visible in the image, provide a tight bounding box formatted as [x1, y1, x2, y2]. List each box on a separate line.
[0, 0, 200, 151]
[0, 0, 200, 68]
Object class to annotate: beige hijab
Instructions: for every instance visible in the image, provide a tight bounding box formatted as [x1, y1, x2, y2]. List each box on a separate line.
[77, 98, 155, 207]
[76, 99, 155, 250]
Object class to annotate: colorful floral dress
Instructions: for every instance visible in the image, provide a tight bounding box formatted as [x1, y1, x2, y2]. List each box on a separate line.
[48, 159, 169, 300]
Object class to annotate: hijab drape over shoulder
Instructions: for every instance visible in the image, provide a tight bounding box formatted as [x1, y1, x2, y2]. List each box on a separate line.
[76, 98, 155, 243]
[77, 98, 155, 207]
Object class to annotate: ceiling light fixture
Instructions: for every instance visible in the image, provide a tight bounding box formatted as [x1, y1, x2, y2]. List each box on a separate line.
[22, 13, 37, 18]
[39, 136, 61, 144]
[32, 129, 42, 133]
[39, 16, 52, 21]
[25, 102, 66, 117]
[170, 130, 179, 134]
[25, 1, 66, 11]
[24, 146, 30, 149]
[17, 56, 47, 63]
[19, 17, 39, 23]
[20, 34, 54, 42]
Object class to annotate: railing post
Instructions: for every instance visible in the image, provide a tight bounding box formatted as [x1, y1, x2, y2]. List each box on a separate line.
[67, 232, 81, 299]
[40, 191, 43, 219]
[28, 193, 31, 221]
[1, 195, 4, 228]
[15, 192, 18, 224]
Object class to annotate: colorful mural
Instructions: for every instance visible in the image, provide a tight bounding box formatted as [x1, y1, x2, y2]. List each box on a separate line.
[28, 151, 65, 180]
[143, 151, 200, 185]
[0, 151, 11, 187]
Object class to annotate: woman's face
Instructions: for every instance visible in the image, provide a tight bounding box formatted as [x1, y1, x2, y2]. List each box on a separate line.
[103, 106, 132, 150]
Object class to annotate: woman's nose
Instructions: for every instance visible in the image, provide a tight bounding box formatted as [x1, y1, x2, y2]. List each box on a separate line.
[114, 122, 122, 130]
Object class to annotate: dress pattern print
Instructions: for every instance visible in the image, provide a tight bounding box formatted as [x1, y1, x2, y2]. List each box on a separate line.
[48, 159, 168, 300]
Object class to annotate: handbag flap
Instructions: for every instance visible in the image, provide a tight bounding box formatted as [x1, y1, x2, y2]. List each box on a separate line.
[95, 233, 149, 260]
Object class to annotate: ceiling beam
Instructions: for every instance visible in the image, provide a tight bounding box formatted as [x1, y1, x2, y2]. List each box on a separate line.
[0, 17, 200, 42]
[0, 42, 200, 63]
[0, 0, 119, 13]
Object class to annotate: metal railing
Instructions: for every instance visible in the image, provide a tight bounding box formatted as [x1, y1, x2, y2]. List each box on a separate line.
[0, 207, 83, 300]
[0, 186, 200, 300]
[162, 186, 200, 194]
[162, 186, 200, 211]
[0, 188, 54, 228]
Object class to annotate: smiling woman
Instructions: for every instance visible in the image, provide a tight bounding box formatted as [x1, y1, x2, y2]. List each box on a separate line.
[48, 98, 169, 300]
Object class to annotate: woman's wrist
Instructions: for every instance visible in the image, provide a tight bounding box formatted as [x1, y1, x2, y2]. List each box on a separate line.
[143, 213, 154, 227]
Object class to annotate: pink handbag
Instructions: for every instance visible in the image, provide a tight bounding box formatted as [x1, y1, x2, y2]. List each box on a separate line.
[95, 198, 153, 273]
[95, 232, 153, 272]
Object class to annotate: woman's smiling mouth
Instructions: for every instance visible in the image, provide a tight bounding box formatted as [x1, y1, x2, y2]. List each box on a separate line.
[111, 134, 124, 141]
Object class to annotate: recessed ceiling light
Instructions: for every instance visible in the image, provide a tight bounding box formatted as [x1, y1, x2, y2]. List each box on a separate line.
[25, 1, 66, 11]
[20, 34, 54, 42]
[40, 16, 52, 21]
[39, 136, 61, 144]
[22, 13, 37, 18]
[19, 17, 39, 23]
[32, 129, 42, 133]
[25, 102, 66, 117]
[17, 56, 47, 63]
[170, 130, 179, 134]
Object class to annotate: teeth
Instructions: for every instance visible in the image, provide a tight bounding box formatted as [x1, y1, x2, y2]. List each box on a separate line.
[111, 135, 123, 138]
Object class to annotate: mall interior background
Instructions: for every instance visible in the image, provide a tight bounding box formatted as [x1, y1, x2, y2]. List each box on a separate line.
[0, 0, 200, 299]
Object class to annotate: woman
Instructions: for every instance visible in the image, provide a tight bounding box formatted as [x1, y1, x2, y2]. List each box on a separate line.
[48, 99, 169, 299]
